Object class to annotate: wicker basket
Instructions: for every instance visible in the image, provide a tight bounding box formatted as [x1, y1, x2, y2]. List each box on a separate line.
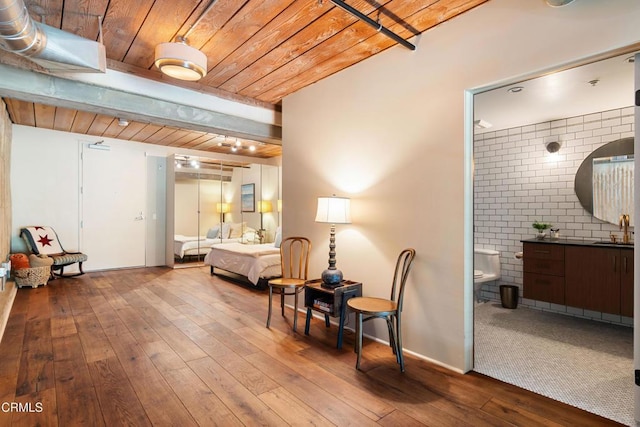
[14, 266, 51, 289]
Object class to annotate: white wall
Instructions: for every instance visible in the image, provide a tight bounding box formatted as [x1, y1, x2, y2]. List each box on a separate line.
[11, 125, 279, 270]
[475, 106, 634, 326]
[283, 0, 640, 372]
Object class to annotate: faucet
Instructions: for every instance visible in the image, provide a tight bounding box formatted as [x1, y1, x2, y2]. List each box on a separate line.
[619, 214, 631, 244]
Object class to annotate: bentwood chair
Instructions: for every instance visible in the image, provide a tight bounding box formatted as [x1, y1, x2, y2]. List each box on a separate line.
[347, 248, 416, 372]
[266, 237, 311, 332]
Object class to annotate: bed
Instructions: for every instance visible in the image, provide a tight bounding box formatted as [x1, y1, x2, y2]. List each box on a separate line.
[174, 223, 259, 261]
[204, 242, 282, 289]
[173, 235, 239, 260]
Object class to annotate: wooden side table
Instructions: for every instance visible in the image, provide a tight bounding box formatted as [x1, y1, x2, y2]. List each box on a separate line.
[304, 279, 362, 349]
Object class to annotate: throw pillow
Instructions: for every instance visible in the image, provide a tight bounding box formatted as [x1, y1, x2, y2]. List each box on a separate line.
[206, 226, 220, 239]
[10, 253, 30, 271]
[29, 254, 54, 267]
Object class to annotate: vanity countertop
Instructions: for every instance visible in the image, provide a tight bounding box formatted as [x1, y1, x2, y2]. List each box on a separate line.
[521, 238, 634, 249]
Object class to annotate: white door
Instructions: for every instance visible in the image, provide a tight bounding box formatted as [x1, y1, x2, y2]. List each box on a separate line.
[634, 51, 639, 424]
[81, 142, 146, 271]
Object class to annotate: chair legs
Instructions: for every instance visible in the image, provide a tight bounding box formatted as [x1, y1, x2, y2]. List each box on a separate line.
[266, 285, 274, 328]
[353, 312, 404, 372]
[396, 313, 405, 372]
[355, 312, 363, 370]
[266, 286, 302, 332]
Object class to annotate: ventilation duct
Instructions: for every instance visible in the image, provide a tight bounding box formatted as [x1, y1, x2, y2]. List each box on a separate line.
[0, 0, 106, 73]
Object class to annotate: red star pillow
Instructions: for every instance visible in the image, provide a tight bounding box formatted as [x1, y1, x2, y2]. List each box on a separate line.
[21, 226, 65, 255]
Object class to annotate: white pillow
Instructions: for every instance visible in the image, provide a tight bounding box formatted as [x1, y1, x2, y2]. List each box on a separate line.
[220, 222, 232, 239]
[274, 226, 282, 248]
[229, 222, 246, 239]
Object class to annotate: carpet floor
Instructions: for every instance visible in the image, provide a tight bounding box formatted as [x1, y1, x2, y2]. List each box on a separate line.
[474, 302, 633, 426]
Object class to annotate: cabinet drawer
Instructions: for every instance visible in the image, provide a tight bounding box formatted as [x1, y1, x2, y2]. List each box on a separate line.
[523, 243, 564, 261]
[524, 258, 565, 276]
[523, 273, 565, 305]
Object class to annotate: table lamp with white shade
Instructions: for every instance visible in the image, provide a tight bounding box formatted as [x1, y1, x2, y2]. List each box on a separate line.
[315, 195, 351, 288]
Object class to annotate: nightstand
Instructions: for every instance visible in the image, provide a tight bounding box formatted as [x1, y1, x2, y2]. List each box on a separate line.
[304, 279, 362, 349]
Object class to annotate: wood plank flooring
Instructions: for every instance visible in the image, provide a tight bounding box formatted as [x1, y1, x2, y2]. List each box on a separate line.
[0, 267, 624, 426]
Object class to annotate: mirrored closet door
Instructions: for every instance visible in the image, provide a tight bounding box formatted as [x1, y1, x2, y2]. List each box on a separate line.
[169, 156, 280, 268]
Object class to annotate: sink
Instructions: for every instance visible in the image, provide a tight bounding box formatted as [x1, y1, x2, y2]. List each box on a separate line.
[593, 241, 634, 246]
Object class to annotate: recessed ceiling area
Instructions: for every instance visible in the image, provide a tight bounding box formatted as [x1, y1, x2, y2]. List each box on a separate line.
[474, 52, 637, 134]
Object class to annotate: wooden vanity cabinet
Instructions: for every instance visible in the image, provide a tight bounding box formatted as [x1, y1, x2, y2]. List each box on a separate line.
[523, 241, 633, 317]
[565, 246, 620, 315]
[523, 243, 565, 305]
[620, 249, 634, 317]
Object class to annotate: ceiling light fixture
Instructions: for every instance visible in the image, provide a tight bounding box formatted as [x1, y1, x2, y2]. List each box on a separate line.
[155, 37, 207, 81]
[117, 118, 129, 127]
[545, 0, 576, 7]
[154, 0, 219, 81]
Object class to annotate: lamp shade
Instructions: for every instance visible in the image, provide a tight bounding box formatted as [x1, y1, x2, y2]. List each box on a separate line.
[315, 196, 351, 224]
[155, 42, 207, 81]
[257, 200, 272, 213]
[216, 202, 231, 214]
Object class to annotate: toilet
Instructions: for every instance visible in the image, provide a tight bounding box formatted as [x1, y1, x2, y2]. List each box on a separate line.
[474, 248, 501, 302]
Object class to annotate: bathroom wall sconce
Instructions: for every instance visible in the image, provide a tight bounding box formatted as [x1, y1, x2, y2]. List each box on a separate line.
[545, 138, 562, 153]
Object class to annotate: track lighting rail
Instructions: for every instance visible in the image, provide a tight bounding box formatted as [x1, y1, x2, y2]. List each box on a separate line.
[329, 0, 416, 51]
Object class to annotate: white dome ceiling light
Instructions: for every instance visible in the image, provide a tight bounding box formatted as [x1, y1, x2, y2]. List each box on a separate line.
[155, 37, 207, 81]
[154, 0, 219, 81]
[545, 0, 576, 7]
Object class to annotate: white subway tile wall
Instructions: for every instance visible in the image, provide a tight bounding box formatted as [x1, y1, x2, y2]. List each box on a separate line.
[474, 106, 634, 326]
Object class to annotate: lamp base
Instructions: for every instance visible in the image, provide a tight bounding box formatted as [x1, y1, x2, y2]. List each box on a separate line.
[321, 268, 343, 288]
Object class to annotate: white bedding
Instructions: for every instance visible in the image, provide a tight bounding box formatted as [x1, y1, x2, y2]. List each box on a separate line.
[174, 235, 239, 259]
[204, 242, 281, 285]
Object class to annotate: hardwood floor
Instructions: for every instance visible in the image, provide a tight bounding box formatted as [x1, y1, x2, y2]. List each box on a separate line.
[0, 267, 623, 426]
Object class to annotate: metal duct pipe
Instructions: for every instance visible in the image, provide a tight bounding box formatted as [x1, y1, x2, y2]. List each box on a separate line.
[0, 0, 45, 55]
[0, 0, 105, 73]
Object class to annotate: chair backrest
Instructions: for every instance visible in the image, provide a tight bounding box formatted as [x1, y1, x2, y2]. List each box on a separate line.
[20, 226, 66, 255]
[279, 237, 312, 280]
[390, 248, 416, 312]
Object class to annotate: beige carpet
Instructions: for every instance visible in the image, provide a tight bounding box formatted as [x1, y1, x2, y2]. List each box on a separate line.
[474, 302, 633, 426]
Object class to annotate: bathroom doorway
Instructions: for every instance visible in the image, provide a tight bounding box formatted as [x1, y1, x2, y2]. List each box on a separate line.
[472, 51, 637, 425]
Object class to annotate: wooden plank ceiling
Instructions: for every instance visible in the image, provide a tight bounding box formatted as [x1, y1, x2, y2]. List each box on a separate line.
[2, 0, 487, 158]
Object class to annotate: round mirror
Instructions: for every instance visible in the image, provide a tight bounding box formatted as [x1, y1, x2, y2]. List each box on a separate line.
[574, 137, 634, 224]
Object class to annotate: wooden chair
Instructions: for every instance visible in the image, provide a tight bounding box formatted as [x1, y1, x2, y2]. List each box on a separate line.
[347, 248, 416, 372]
[266, 237, 311, 331]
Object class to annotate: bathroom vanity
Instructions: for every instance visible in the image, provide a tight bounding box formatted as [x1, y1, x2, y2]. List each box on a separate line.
[522, 239, 633, 317]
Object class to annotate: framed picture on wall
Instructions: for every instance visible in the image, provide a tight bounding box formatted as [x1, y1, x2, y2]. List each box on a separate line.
[241, 183, 255, 212]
